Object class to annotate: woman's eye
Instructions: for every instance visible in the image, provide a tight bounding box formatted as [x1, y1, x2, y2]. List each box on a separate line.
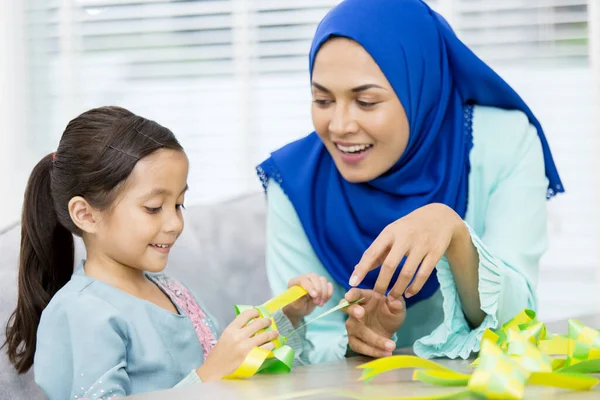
[357, 100, 378, 108]
[313, 99, 333, 106]
[145, 206, 162, 214]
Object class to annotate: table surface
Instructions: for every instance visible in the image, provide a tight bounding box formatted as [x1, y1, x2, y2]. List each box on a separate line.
[127, 313, 600, 400]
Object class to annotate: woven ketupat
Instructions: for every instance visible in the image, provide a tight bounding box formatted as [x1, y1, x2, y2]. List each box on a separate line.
[505, 329, 552, 372]
[468, 339, 529, 400]
[568, 319, 600, 363]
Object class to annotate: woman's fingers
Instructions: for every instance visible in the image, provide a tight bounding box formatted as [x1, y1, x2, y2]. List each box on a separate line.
[341, 288, 371, 316]
[350, 232, 394, 287]
[344, 288, 367, 303]
[387, 296, 406, 315]
[372, 243, 408, 295]
[353, 323, 396, 352]
[345, 304, 365, 319]
[346, 318, 395, 357]
[404, 249, 443, 298]
[348, 336, 393, 358]
[388, 248, 426, 300]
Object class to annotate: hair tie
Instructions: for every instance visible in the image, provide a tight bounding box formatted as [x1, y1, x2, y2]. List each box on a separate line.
[51, 152, 56, 161]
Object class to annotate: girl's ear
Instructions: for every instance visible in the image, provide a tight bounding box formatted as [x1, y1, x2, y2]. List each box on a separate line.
[68, 196, 102, 234]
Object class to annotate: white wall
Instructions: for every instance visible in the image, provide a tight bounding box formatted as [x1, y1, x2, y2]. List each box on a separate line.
[591, 0, 600, 82]
[589, 0, 600, 280]
[0, 0, 36, 229]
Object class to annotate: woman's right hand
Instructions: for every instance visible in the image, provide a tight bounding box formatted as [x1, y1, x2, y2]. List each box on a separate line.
[196, 309, 278, 382]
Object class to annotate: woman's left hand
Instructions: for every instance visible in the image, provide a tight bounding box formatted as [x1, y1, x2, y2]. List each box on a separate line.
[349, 203, 464, 299]
[342, 288, 405, 358]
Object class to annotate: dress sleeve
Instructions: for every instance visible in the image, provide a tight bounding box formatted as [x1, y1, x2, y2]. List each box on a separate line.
[413, 108, 548, 359]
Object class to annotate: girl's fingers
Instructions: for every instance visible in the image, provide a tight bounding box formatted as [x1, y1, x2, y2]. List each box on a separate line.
[240, 317, 272, 337]
[231, 309, 261, 329]
[299, 275, 319, 298]
[327, 282, 334, 302]
[250, 330, 280, 349]
[259, 342, 276, 352]
[319, 276, 328, 306]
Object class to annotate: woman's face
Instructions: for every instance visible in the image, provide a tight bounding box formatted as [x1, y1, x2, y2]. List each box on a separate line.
[311, 37, 409, 183]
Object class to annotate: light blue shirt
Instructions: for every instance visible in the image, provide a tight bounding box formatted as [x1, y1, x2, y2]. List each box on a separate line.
[34, 264, 305, 400]
[265, 105, 548, 363]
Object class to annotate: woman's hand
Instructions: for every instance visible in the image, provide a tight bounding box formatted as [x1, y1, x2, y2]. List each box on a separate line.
[196, 309, 278, 382]
[283, 273, 334, 328]
[349, 203, 463, 299]
[342, 288, 405, 358]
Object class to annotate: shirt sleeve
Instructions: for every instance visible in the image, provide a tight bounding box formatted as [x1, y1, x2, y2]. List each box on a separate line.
[265, 179, 348, 364]
[271, 310, 309, 366]
[413, 108, 548, 359]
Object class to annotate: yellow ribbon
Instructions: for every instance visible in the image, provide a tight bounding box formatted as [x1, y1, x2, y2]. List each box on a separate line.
[477, 310, 600, 374]
[345, 309, 600, 400]
[265, 309, 600, 400]
[225, 286, 307, 379]
[226, 286, 363, 379]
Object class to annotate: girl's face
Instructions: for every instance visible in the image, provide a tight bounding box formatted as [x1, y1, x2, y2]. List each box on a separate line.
[311, 37, 409, 183]
[93, 149, 189, 274]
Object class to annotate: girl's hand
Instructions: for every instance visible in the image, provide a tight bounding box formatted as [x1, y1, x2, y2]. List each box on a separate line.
[350, 203, 463, 299]
[196, 309, 278, 381]
[283, 273, 334, 328]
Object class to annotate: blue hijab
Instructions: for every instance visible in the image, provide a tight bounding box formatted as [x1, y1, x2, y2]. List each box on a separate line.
[257, 0, 563, 307]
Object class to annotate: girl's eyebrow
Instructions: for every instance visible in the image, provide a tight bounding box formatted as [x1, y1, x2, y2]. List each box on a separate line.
[139, 185, 189, 200]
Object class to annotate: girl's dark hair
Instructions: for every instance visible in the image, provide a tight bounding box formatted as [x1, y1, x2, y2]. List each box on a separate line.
[4, 106, 183, 373]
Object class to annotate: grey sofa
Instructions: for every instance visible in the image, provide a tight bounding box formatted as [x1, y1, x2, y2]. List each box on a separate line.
[0, 193, 271, 400]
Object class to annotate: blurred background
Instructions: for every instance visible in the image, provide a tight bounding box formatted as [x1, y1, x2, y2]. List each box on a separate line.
[0, 0, 598, 319]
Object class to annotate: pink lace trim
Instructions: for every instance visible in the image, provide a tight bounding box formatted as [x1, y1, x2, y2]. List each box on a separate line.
[153, 276, 217, 359]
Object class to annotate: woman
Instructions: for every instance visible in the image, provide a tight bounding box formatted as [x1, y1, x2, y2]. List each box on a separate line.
[257, 0, 563, 363]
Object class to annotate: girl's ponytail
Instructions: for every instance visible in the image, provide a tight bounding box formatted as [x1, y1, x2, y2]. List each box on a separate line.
[4, 154, 74, 373]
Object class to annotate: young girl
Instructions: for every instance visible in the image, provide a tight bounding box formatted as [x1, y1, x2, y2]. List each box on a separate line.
[3, 106, 334, 400]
